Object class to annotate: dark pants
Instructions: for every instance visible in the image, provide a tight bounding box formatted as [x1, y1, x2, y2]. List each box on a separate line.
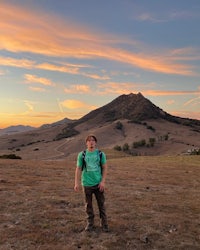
[83, 184, 108, 226]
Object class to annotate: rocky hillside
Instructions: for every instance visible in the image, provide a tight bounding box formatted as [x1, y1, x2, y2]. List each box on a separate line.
[0, 93, 199, 159]
[56, 92, 200, 141]
[76, 92, 200, 126]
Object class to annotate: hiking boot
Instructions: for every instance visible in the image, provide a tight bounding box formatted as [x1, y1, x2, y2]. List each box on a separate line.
[85, 224, 94, 232]
[102, 224, 109, 232]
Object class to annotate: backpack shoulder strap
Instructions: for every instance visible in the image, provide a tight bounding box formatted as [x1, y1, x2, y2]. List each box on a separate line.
[98, 150, 103, 174]
[98, 150, 102, 165]
[82, 150, 86, 157]
[82, 150, 86, 171]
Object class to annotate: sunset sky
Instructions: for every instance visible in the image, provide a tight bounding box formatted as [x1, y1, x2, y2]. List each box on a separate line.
[1, 0, 200, 128]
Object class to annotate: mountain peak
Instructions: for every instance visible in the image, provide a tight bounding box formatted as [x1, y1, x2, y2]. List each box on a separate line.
[77, 92, 166, 124]
[105, 92, 164, 121]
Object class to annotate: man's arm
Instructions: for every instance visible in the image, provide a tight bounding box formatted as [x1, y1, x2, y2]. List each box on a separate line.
[99, 163, 107, 192]
[74, 167, 81, 192]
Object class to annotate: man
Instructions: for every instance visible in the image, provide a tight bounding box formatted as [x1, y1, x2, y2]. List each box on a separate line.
[74, 134, 109, 232]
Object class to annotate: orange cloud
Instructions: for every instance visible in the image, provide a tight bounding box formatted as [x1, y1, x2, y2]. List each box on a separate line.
[0, 56, 35, 68]
[0, 55, 110, 80]
[61, 99, 97, 110]
[82, 72, 110, 80]
[61, 100, 85, 109]
[64, 85, 91, 94]
[97, 82, 138, 95]
[0, 111, 81, 128]
[37, 63, 109, 80]
[36, 63, 79, 74]
[80, 82, 200, 97]
[24, 74, 55, 86]
[29, 86, 46, 92]
[0, 3, 197, 76]
[143, 90, 200, 96]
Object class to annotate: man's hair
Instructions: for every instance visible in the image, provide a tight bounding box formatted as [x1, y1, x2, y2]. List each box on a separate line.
[85, 134, 97, 143]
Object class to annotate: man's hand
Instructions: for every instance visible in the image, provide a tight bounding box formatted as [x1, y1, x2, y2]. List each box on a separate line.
[74, 184, 79, 192]
[98, 181, 105, 192]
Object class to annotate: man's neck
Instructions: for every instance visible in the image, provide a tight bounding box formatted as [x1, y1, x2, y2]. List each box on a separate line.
[87, 147, 96, 152]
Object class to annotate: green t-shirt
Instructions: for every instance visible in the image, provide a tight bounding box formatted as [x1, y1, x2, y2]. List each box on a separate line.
[77, 149, 106, 187]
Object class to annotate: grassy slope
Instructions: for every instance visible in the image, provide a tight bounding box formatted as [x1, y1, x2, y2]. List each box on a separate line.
[0, 155, 200, 250]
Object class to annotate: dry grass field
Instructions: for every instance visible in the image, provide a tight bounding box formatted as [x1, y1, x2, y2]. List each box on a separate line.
[0, 154, 200, 250]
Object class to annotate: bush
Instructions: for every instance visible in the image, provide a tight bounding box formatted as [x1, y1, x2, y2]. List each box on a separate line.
[149, 138, 156, 147]
[0, 154, 22, 159]
[164, 134, 169, 140]
[147, 125, 155, 132]
[114, 145, 122, 151]
[115, 121, 123, 130]
[122, 143, 129, 152]
[55, 127, 79, 140]
[128, 119, 142, 124]
[132, 139, 146, 148]
[190, 148, 200, 155]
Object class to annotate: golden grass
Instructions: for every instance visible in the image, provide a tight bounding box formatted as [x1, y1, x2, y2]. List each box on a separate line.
[0, 155, 200, 249]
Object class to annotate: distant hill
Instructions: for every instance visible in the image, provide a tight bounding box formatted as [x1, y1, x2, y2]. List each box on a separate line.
[40, 117, 75, 129]
[0, 125, 36, 136]
[76, 92, 200, 126]
[0, 92, 199, 159]
[0, 118, 75, 136]
[52, 92, 200, 155]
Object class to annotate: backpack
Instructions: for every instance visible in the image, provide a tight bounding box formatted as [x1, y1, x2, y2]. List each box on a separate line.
[81, 150, 103, 172]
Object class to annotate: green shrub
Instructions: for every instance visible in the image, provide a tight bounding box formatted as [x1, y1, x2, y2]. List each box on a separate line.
[149, 138, 156, 147]
[113, 145, 122, 151]
[55, 127, 79, 140]
[164, 134, 169, 140]
[132, 139, 146, 148]
[0, 154, 21, 159]
[128, 119, 142, 124]
[115, 121, 123, 130]
[147, 125, 155, 132]
[190, 149, 200, 155]
[122, 143, 129, 152]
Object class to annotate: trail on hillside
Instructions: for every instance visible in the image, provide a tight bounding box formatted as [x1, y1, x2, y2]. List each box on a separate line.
[42, 138, 74, 160]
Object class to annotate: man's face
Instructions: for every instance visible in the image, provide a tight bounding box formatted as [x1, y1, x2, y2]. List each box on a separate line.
[86, 137, 96, 150]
